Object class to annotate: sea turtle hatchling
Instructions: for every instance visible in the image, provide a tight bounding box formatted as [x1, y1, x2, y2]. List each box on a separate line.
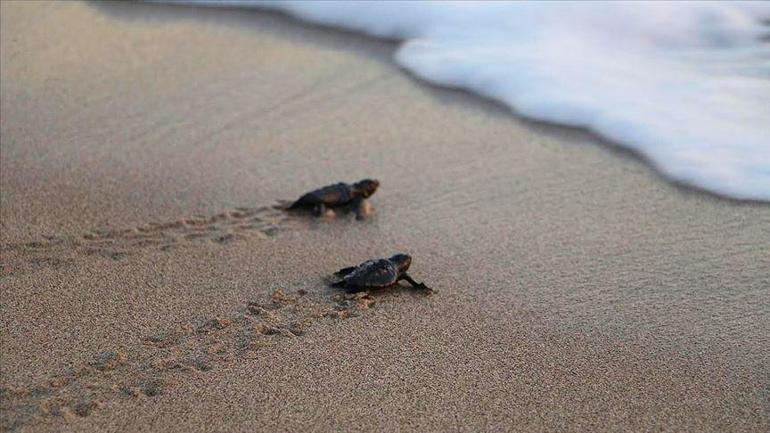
[330, 254, 432, 293]
[286, 179, 379, 219]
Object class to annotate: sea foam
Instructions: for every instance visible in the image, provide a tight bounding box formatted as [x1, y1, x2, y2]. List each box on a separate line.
[179, 1, 770, 200]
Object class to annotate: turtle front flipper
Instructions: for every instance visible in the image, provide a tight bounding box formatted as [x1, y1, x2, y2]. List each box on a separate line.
[351, 197, 374, 220]
[401, 273, 431, 291]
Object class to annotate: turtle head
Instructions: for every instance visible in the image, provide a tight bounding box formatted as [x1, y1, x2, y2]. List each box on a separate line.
[353, 179, 379, 198]
[389, 253, 412, 273]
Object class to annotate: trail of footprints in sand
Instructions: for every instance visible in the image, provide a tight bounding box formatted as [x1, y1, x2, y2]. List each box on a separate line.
[1, 206, 289, 275]
[0, 289, 378, 432]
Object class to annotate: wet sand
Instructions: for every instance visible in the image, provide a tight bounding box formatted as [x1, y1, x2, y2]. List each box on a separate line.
[1, 2, 769, 432]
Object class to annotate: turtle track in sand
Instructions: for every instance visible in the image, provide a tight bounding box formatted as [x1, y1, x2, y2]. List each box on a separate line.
[0, 202, 398, 431]
[0, 206, 289, 276]
[0, 289, 378, 432]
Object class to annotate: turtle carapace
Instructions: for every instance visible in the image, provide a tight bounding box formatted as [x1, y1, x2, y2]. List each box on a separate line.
[287, 179, 379, 219]
[330, 253, 431, 293]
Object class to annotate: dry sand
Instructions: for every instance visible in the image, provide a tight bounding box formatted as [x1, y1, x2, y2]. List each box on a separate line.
[1, 2, 769, 432]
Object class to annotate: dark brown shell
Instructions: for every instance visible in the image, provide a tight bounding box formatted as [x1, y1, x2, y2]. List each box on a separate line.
[291, 182, 353, 208]
[340, 259, 399, 289]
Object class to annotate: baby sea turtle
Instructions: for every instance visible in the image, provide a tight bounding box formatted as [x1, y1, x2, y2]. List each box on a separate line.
[330, 253, 432, 293]
[287, 179, 379, 219]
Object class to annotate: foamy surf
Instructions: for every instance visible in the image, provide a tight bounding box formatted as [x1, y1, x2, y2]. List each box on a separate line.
[173, 1, 770, 201]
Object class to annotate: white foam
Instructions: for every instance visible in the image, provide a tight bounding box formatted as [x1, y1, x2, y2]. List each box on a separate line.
[179, 1, 770, 200]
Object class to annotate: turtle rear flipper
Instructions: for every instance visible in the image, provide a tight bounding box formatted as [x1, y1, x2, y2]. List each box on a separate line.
[330, 279, 362, 293]
[285, 190, 323, 211]
[335, 266, 358, 276]
[273, 200, 296, 211]
[288, 195, 313, 210]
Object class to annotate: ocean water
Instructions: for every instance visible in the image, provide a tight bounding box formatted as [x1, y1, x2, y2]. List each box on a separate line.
[180, 1, 770, 201]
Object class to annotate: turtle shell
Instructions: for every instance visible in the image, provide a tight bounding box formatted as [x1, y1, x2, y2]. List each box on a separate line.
[342, 259, 399, 289]
[292, 182, 353, 208]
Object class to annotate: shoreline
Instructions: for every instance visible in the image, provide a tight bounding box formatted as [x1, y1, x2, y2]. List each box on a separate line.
[100, 1, 770, 208]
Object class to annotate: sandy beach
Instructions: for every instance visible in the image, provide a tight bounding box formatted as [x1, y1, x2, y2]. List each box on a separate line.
[1, 2, 769, 432]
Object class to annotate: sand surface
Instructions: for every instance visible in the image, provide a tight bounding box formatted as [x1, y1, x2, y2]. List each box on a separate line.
[1, 2, 769, 432]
